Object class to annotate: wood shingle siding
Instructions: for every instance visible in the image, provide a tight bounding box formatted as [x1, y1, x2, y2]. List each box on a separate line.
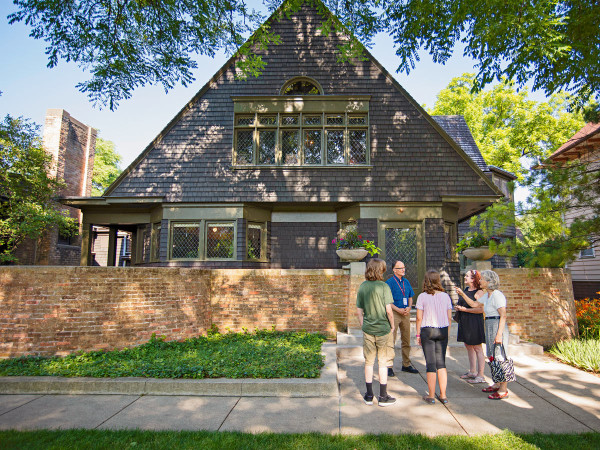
[106, 4, 497, 204]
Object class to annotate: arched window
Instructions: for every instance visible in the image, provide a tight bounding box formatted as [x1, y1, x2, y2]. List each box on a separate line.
[281, 77, 322, 95]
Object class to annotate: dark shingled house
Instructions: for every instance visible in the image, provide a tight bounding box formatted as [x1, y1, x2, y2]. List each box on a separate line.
[64, 1, 504, 290]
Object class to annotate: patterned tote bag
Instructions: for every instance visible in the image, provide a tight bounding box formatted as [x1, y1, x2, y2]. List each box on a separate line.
[489, 343, 516, 383]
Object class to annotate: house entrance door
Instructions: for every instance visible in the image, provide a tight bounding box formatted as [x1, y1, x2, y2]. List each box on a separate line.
[380, 222, 425, 295]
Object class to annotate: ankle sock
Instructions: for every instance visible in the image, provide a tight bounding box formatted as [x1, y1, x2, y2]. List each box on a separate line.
[366, 382, 373, 396]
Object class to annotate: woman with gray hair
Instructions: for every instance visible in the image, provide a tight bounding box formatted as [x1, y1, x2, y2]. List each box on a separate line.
[459, 269, 510, 400]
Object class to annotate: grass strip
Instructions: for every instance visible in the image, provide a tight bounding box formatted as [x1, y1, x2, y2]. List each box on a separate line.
[0, 429, 599, 449]
[548, 338, 600, 373]
[0, 330, 326, 379]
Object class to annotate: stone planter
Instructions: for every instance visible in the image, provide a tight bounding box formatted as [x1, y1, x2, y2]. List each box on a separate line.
[462, 246, 495, 261]
[336, 248, 368, 262]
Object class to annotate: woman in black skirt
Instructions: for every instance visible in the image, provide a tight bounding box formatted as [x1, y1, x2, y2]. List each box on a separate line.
[455, 270, 486, 384]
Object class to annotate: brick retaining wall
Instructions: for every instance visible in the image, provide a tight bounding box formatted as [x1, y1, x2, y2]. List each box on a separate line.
[0, 267, 576, 357]
[496, 268, 577, 346]
[0, 267, 347, 358]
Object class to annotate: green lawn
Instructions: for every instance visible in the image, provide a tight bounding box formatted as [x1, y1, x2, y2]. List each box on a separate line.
[0, 429, 598, 449]
[0, 330, 326, 379]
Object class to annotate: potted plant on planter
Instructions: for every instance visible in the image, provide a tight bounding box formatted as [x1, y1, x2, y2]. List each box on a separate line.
[333, 227, 381, 261]
[457, 233, 501, 261]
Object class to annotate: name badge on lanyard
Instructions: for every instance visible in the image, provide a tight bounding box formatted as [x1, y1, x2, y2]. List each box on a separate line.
[393, 276, 408, 307]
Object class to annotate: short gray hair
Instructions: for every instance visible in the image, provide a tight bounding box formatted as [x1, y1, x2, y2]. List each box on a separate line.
[480, 270, 500, 290]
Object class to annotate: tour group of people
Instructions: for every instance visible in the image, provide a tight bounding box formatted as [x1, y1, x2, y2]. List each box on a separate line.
[356, 258, 510, 407]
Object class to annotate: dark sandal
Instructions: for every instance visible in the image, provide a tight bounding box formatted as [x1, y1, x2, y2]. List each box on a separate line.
[482, 386, 500, 393]
[488, 391, 509, 400]
[435, 394, 449, 404]
[422, 395, 435, 404]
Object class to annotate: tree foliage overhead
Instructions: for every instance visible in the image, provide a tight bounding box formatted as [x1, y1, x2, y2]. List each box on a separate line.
[8, 0, 264, 110]
[430, 74, 597, 267]
[8, 0, 599, 114]
[92, 137, 121, 196]
[428, 73, 585, 178]
[0, 115, 78, 263]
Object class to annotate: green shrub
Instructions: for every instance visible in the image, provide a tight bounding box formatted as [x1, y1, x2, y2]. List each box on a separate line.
[0, 329, 327, 379]
[549, 339, 600, 373]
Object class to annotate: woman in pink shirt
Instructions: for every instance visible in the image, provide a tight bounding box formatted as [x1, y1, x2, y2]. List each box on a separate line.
[416, 270, 453, 404]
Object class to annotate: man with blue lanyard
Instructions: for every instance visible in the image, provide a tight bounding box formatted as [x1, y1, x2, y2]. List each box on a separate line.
[385, 260, 419, 375]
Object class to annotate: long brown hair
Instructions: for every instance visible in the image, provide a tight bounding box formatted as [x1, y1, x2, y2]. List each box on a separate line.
[422, 269, 445, 294]
[365, 258, 386, 281]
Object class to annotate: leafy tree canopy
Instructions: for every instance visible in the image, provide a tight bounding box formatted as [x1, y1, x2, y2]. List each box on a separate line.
[0, 115, 78, 263]
[8, 0, 599, 114]
[92, 137, 122, 196]
[430, 74, 596, 267]
[428, 73, 585, 178]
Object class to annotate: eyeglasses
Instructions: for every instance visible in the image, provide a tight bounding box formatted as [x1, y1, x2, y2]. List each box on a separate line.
[394, 267, 405, 270]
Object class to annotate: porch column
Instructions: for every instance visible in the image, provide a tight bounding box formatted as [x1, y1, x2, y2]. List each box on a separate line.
[80, 223, 93, 266]
[107, 226, 118, 266]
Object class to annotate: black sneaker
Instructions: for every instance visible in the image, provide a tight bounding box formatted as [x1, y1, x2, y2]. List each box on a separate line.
[378, 394, 396, 407]
[363, 393, 374, 405]
[387, 367, 395, 377]
[401, 365, 419, 374]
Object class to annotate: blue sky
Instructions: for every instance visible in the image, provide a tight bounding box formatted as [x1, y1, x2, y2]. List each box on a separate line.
[0, 2, 489, 169]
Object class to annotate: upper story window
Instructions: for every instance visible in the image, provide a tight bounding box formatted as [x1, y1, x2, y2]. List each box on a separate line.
[232, 95, 370, 167]
[281, 77, 322, 95]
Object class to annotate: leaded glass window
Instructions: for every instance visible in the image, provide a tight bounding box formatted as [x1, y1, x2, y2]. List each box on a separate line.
[304, 130, 322, 164]
[327, 130, 344, 164]
[281, 130, 300, 164]
[171, 223, 200, 259]
[282, 79, 321, 95]
[151, 222, 161, 261]
[233, 111, 368, 166]
[349, 130, 367, 164]
[236, 130, 253, 164]
[258, 130, 276, 165]
[247, 223, 264, 260]
[206, 223, 235, 259]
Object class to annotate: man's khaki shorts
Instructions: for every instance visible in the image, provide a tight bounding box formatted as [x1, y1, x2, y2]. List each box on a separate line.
[363, 331, 395, 367]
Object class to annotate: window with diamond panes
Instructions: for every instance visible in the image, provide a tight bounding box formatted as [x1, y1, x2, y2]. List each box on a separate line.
[384, 227, 418, 287]
[151, 223, 161, 261]
[233, 112, 368, 166]
[247, 223, 264, 260]
[304, 130, 322, 164]
[327, 130, 344, 164]
[171, 223, 200, 259]
[206, 223, 235, 259]
[258, 130, 276, 164]
[349, 129, 367, 164]
[236, 130, 254, 164]
[281, 130, 300, 164]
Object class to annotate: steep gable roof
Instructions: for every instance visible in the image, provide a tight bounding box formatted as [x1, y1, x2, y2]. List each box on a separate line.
[103, 0, 501, 201]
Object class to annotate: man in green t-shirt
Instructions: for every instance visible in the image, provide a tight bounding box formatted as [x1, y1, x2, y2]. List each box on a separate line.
[356, 258, 396, 407]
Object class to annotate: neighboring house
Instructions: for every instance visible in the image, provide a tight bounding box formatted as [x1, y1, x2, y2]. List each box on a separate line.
[62, 1, 505, 291]
[547, 122, 600, 299]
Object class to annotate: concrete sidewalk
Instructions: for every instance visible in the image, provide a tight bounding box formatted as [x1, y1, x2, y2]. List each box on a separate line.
[1, 346, 599, 435]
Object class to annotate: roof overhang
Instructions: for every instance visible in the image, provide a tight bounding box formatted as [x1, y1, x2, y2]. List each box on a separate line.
[60, 196, 164, 209]
[441, 195, 502, 222]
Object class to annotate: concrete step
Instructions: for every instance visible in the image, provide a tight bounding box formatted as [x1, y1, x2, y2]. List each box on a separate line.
[337, 326, 541, 358]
